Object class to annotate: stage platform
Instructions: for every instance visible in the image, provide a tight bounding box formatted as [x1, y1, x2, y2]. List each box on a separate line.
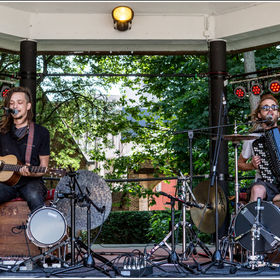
[0, 243, 280, 278]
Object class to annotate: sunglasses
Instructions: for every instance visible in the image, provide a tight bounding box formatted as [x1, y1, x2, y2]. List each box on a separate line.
[260, 105, 279, 111]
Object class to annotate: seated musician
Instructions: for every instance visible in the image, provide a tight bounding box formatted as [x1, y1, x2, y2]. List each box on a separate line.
[238, 94, 280, 202]
[0, 87, 50, 213]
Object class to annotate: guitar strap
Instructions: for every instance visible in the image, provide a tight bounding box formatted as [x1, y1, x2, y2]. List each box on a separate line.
[25, 121, 34, 165]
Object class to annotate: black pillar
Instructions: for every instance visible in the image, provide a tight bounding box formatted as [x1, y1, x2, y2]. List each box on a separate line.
[209, 39, 229, 237]
[20, 40, 37, 121]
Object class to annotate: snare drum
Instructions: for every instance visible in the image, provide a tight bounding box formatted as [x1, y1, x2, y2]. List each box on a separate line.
[27, 206, 67, 247]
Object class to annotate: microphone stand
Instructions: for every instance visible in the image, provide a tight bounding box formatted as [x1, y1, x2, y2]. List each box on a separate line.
[158, 192, 199, 274]
[201, 93, 238, 273]
[50, 168, 119, 277]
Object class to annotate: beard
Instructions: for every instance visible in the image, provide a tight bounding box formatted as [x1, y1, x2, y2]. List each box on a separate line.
[265, 114, 277, 127]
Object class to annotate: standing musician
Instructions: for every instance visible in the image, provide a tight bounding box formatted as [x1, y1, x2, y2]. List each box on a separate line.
[238, 94, 280, 202]
[0, 86, 50, 212]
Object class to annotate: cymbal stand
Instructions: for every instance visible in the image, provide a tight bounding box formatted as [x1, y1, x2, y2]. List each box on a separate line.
[164, 195, 196, 274]
[146, 192, 209, 273]
[220, 121, 243, 263]
[181, 130, 194, 260]
[50, 168, 119, 277]
[179, 172, 211, 262]
[245, 197, 264, 270]
[233, 120, 240, 215]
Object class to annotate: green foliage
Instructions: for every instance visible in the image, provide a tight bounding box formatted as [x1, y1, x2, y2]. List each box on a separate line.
[84, 210, 211, 244]
[146, 210, 212, 244]
[146, 209, 172, 243]
[88, 211, 153, 244]
[1, 46, 280, 203]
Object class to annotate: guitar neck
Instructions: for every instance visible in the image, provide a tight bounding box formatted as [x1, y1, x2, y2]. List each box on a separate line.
[2, 164, 47, 174]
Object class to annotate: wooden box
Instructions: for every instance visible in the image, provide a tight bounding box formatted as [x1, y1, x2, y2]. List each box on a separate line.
[0, 200, 41, 257]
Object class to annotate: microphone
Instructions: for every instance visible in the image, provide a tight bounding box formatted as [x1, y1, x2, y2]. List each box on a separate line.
[2, 107, 18, 115]
[265, 114, 274, 126]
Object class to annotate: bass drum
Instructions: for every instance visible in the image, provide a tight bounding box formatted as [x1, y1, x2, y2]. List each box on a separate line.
[27, 206, 67, 248]
[234, 201, 280, 254]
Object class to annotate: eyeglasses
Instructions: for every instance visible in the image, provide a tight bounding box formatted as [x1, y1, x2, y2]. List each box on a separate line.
[260, 105, 279, 111]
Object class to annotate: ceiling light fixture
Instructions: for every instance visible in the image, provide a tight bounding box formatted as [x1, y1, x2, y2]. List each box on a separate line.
[112, 6, 134, 31]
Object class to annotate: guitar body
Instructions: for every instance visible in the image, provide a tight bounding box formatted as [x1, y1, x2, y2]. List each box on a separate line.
[0, 155, 21, 186]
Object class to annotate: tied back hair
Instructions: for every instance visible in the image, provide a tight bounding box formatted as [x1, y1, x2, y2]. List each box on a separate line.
[0, 87, 33, 134]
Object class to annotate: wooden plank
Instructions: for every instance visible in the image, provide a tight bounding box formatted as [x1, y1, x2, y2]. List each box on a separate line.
[0, 201, 40, 256]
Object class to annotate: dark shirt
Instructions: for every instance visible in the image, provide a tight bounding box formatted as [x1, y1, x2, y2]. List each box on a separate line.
[0, 123, 50, 185]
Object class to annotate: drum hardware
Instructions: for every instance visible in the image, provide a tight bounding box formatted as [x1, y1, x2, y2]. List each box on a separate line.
[197, 92, 239, 273]
[50, 169, 119, 277]
[215, 122, 260, 269]
[146, 183, 212, 271]
[183, 130, 194, 260]
[233, 199, 280, 270]
[146, 191, 206, 274]
[10, 239, 70, 272]
[179, 171, 210, 261]
[221, 120, 258, 215]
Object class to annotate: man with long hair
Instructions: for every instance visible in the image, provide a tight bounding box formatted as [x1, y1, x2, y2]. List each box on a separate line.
[0, 87, 50, 212]
[238, 94, 280, 202]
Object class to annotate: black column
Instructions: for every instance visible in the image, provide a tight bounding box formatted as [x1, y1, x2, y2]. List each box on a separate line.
[20, 40, 37, 121]
[209, 39, 229, 237]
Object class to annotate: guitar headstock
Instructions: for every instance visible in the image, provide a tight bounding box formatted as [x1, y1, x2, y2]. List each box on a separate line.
[48, 168, 67, 177]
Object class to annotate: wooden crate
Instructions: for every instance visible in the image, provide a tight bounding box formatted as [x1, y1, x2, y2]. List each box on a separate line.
[0, 200, 41, 257]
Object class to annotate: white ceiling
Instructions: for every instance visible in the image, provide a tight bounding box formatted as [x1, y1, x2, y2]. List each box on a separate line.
[0, 1, 278, 54]
[0, 2, 257, 15]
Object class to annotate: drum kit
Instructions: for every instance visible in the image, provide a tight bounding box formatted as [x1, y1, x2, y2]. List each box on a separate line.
[189, 132, 280, 271]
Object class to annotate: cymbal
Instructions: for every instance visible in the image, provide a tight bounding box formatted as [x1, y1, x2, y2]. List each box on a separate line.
[190, 180, 227, 234]
[222, 134, 257, 141]
[54, 170, 112, 231]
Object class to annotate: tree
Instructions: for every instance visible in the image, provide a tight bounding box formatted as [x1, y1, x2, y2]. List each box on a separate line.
[1, 46, 280, 202]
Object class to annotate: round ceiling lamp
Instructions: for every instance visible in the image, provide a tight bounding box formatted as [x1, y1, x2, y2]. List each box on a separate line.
[112, 6, 134, 31]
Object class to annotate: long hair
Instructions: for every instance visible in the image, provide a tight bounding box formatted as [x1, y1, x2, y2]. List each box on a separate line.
[0, 86, 33, 134]
[251, 94, 279, 131]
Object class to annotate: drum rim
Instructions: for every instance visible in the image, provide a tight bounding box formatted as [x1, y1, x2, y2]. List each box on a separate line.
[26, 206, 67, 247]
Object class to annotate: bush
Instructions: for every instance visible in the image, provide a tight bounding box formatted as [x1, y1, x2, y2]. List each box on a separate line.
[87, 210, 211, 245]
[90, 211, 153, 244]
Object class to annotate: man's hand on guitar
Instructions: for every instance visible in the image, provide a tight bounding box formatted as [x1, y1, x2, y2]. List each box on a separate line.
[19, 164, 32, 177]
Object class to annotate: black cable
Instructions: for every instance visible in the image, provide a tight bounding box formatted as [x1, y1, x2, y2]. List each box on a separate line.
[91, 210, 106, 245]
[39, 72, 209, 78]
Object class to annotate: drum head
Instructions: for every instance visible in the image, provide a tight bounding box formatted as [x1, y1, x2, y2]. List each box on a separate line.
[27, 207, 67, 247]
[234, 201, 280, 253]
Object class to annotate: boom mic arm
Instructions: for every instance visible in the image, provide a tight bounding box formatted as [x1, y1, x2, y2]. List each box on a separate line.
[158, 191, 203, 209]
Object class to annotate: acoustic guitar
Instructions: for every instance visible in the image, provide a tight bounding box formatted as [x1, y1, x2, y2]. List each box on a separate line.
[0, 154, 66, 186]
